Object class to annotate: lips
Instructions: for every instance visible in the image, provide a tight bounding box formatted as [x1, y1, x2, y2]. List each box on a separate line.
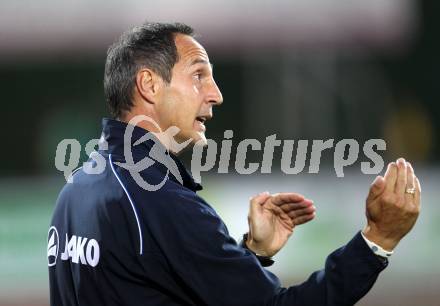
[195, 116, 207, 124]
[195, 115, 210, 132]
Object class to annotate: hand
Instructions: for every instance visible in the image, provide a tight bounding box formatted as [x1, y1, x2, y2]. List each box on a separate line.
[363, 158, 421, 251]
[246, 192, 316, 257]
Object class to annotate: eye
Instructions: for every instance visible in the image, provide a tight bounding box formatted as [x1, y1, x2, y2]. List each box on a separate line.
[193, 72, 202, 81]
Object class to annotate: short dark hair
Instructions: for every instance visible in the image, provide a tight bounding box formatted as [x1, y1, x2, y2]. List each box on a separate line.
[104, 22, 194, 118]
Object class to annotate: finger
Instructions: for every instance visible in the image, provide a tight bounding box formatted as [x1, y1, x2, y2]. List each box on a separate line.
[415, 176, 421, 210]
[384, 162, 398, 194]
[404, 162, 415, 203]
[293, 212, 316, 226]
[266, 203, 295, 229]
[287, 205, 316, 219]
[406, 162, 415, 188]
[279, 199, 313, 213]
[395, 158, 408, 195]
[249, 192, 271, 215]
[271, 193, 305, 206]
[249, 192, 271, 203]
[366, 175, 386, 203]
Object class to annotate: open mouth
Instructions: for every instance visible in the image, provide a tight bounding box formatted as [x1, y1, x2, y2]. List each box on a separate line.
[195, 116, 209, 132]
[195, 116, 207, 124]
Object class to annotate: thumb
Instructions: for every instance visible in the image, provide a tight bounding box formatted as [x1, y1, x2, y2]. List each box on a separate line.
[367, 176, 385, 202]
[249, 192, 271, 215]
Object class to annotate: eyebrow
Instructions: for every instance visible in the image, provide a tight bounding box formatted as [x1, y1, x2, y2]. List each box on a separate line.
[190, 58, 214, 69]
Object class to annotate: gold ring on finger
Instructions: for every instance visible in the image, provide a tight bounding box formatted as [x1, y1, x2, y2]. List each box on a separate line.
[405, 187, 416, 195]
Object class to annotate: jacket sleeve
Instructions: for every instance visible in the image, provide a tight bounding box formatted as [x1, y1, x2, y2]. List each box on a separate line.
[142, 189, 388, 306]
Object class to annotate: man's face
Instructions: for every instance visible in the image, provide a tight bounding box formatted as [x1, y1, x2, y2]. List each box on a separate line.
[157, 34, 223, 146]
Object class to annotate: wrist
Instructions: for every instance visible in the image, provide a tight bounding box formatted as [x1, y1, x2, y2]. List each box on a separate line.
[362, 225, 399, 251]
[361, 231, 394, 258]
[243, 233, 272, 257]
[241, 233, 275, 267]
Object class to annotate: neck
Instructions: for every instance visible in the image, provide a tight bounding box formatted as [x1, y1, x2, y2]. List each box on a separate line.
[119, 112, 189, 155]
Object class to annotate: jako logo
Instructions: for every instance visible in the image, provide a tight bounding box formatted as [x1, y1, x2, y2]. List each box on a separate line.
[47, 226, 59, 267]
[60, 234, 100, 267]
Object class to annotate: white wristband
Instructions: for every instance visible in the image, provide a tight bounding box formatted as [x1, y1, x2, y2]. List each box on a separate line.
[361, 232, 394, 258]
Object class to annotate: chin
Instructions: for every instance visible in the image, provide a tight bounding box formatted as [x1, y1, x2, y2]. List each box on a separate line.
[192, 131, 208, 146]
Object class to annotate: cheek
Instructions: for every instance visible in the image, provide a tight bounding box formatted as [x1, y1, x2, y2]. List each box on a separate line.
[158, 100, 176, 129]
[172, 104, 195, 132]
[192, 84, 200, 94]
[166, 81, 202, 132]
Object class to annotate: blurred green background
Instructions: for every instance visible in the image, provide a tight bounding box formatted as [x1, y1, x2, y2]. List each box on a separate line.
[1, 0, 439, 305]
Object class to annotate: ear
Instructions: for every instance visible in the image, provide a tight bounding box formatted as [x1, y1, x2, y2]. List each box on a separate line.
[135, 68, 163, 104]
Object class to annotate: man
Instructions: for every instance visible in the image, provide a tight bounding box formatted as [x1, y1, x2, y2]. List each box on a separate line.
[48, 22, 421, 305]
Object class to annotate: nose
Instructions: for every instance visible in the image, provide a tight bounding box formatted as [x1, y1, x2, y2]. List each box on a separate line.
[206, 79, 223, 106]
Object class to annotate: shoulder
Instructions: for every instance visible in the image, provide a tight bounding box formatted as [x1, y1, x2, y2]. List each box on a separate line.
[77, 155, 223, 230]
[142, 180, 218, 221]
[55, 162, 128, 213]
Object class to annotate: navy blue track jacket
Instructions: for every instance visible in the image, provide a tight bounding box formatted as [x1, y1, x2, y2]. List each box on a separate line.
[48, 118, 388, 306]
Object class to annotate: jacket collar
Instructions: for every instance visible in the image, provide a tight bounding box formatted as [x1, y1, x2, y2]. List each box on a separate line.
[101, 118, 202, 192]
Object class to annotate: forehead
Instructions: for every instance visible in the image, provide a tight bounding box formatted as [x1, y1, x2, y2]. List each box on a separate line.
[174, 34, 210, 66]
